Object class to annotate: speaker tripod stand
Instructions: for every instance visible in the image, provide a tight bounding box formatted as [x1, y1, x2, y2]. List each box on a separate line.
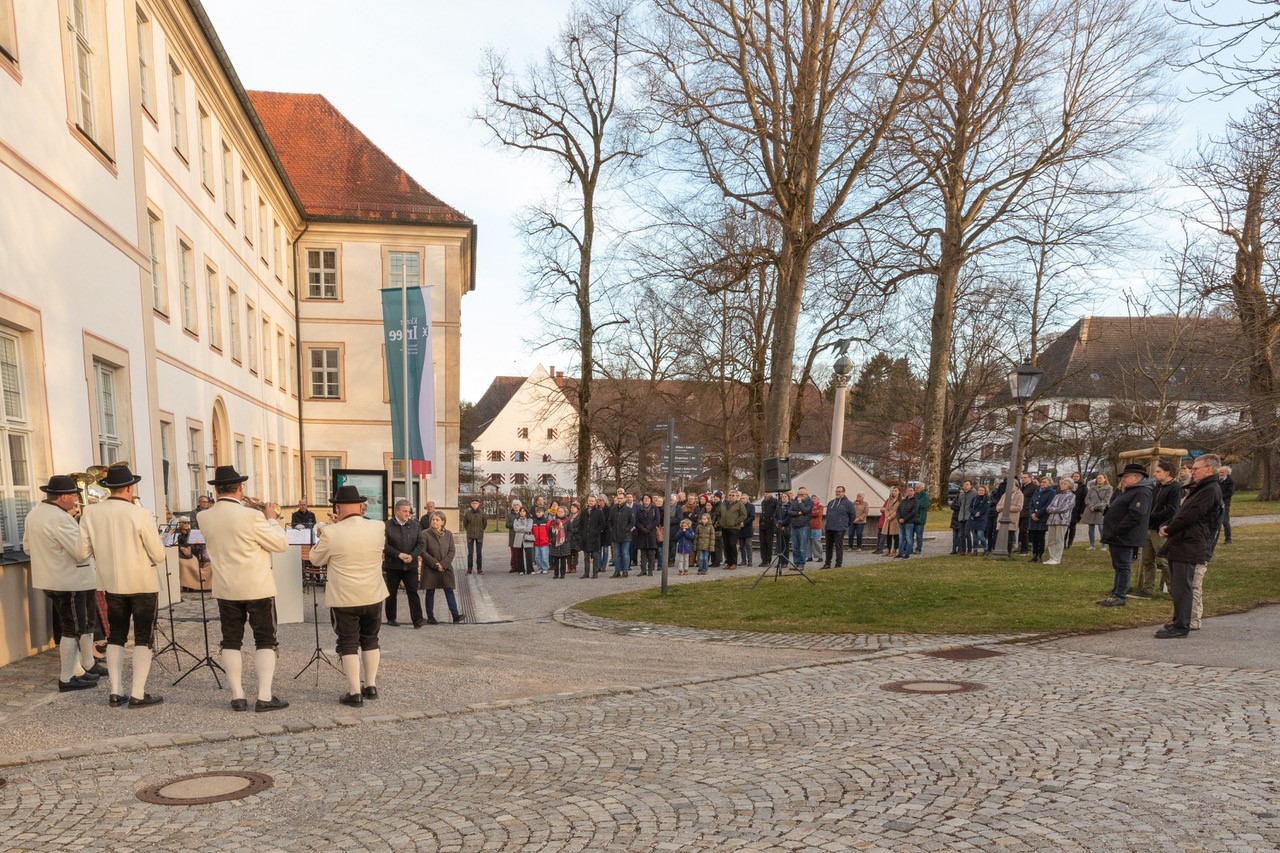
[152, 553, 198, 671]
[752, 506, 816, 589]
[172, 581, 224, 688]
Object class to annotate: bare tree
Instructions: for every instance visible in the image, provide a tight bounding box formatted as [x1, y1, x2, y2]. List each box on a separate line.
[638, 0, 947, 463]
[884, 0, 1176, 505]
[1172, 0, 1280, 95]
[476, 1, 640, 497]
[1183, 102, 1280, 498]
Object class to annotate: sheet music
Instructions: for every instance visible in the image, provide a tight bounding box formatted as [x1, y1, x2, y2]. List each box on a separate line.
[163, 530, 206, 546]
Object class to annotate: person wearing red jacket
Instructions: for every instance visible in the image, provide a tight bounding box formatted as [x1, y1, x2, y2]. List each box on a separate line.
[530, 507, 551, 574]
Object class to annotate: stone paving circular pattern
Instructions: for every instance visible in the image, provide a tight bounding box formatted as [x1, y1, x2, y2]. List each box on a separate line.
[136, 771, 274, 806]
[1, 646, 1278, 851]
[881, 679, 983, 694]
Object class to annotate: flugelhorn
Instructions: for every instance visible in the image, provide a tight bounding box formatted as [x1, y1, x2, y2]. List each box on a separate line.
[242, 496, 281, 520]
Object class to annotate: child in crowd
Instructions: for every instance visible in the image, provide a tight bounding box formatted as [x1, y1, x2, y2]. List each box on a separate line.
[695, 513, 716, 575]
[675, 518, 696, 575]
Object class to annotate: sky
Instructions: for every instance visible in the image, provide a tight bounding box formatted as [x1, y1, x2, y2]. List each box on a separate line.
[204, 0, 1258, 402]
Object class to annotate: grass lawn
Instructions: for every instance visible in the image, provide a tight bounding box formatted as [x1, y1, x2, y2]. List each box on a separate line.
[576, 524, 1280, 636]
[1229, 490, 1280, 517]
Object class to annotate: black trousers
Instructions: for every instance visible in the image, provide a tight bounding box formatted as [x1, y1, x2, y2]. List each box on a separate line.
[1028, 529, 1047, 559]
[106, 592, 158, 647]
[760, 527, 774, 564]
[467, 537, 483, 569]
[1169, 561, 1195, 630]
[824, 532, 845, 566]
[1018, 516, 1031, 551]
[331, 603, 382, 655]
[553, 554, 569, 578]
[46, 589, 93, 639]
[1064, 522, 1078, 548]
[383, 567, 423, 623]
[723, 535, 739, 567]
[217, 597, 278, 651]
[711, 535, 722, 566]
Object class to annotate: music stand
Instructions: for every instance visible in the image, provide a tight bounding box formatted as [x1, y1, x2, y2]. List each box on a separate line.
[172, 579, 224, 688]
[753, 500, 816, 589]
[295, 527, 340, 684]
[153, 546, 198, 670]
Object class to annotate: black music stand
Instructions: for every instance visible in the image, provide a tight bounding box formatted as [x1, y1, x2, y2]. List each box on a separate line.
[172, 579, 224, 687]
[753, 505, 816, 589]
[295, 528, 340, 684]
[153, 547, 199, 670]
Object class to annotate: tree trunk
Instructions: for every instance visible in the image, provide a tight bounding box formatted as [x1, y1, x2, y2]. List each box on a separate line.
[919, 249, 961, 507]
[576, 208, 595, 497]
[763, 238, 812, 459]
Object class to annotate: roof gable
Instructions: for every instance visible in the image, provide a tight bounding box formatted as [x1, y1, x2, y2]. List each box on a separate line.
[246, 90, 471, 226]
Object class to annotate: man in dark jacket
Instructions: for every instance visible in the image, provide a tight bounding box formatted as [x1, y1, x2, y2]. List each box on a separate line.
[738, 495, 756, 567]
[785, 489, 814, 568]
[823, 486, 855, 568]
[1131, 461, 1182, 599]
[607, 493, 635, 578]
[1097, 464, 1153, 607]
[1213, 465, 1235, 552]
[895, 487, 921, 560]
[582, 495, 608, 579]
[383, 499, 424, 627]
[461, 498, 487, 575]
[1067, 473, 1087, 548]
[759, 493, 779, 566]
[1017, 474, 1038, 553]
[1155, 455, 1223, 637]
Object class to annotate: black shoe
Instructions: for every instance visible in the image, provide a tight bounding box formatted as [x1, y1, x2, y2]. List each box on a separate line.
[821, 564, 831, 569]
[1128, 591, 1153, 600]
[1096, 596, 1126, 607]
[413, 619, 425, 629]
[75, 670, 100, 681]
[58, 675, 98, 692]
[361, 686, 378, 700]
[1154, 627, 1189, 639]
[255, 696, 289, 712]
[231, 698, 248, 712]
[452, 612, 465, 623]
[385, 619, 400, 627]
[85, 662, 109, 677]
[339, 692, 364, 707]
[426, 616, 440, 625]
[108, 693, 126, 707]
[128, 693, 163, 708]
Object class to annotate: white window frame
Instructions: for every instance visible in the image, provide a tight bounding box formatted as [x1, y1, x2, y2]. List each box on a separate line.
[136, 7, 153, 114]
[158, 418, 174, 508]
[306, 248, 339, 299]
[147, 209, 167, 313]
[69, 0, 97, 139]
[221, 143, 234, 219]
[94, 360, 121, 465]
[197, 102, 212, 187]
[0, 330, 35, 547]
[187, 425, 202, 509]
[387, 250, 421, 288]
[178, 241, 195, 333]
[246, 302, 257, 372]
[241, 173, 252, 242]
[168, 57, 186, 156]
[276, 329, 286, 392]
[206, 266, 221, 350]
[258, 200, 268, 260]
[227, 284, 241, 362]
[311, 456, 340, 506]
[261, 316, 272, 382]
[308, 347, 340, 399]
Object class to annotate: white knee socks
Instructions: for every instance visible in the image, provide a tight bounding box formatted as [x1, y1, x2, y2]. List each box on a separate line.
[130, 646, 152, 700]
[58, 637, 79, 682]
[254, 648, 276, 702]
[105, 644, 126, 696]
[341, 654, 361, 696]
[363, 648, 379, 688]
[223, 649, 244, 700]
[78, 634, 95, 671]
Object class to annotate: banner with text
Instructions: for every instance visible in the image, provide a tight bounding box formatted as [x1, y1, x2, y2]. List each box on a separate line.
[380, 286, 435, 476]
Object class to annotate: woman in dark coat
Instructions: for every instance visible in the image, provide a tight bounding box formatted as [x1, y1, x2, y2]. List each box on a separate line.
[420, 512, 463, 623]
[632, 494, 660, 577]
[567, 502, 585, 575]
[1025, 477, 1054, 563]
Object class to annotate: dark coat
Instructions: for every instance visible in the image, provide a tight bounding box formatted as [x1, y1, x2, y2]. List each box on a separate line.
[967, 495, 991, 530]
[1148, 480, 1184, 530]
[1100, 481, 1153, 548]
[461, 507, 487, 539]
[1071, 483, 1088, 524]
[760, 495, 778, 532]
[896, 496, 921, 526]
[1160, 474, 1223, 564]
[419, 527, 456, 589]
[825, 496, 855, 532]
[584, 505, 608, 551]
[739, 501, 756, 539]
[786, 497, 814, 529]
[568, 511, 586, 551]
[1220, 475, 1235, 505]
[548, 517, 572, 558]
[383, 518, 423, 571]
[632, 504, 660, 550]
[1026, 487, 1054, 532]
[1019, 482, 1038, 519]
[607, 503, 635, 543]
[291, 509, 317, 527]
[506, 510, 522, 548]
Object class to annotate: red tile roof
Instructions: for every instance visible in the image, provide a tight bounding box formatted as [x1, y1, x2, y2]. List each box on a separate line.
[246, 91, 471, 226]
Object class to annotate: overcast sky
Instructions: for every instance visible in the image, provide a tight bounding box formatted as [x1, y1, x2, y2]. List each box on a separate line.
[205, 0, 1251, 402]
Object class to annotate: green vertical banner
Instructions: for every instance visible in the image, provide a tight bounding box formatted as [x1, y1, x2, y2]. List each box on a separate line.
[380, 286, 435, 475]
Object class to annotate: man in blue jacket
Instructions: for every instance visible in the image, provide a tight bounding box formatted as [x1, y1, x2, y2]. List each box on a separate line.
[786, 488, 814, 569]
[822, 486, 855, 568]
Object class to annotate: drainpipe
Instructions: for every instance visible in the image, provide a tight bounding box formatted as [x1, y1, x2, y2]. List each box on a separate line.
[292, 223, 310, 499]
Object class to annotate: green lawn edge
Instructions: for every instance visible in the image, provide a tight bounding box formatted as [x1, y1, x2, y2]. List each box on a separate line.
[575, 524, 1280, 636]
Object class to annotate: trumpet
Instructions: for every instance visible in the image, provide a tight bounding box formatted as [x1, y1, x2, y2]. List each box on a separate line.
[242, 496, 282, 520]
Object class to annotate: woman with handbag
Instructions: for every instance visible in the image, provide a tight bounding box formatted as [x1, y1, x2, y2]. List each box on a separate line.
[420, 512, 464, 624]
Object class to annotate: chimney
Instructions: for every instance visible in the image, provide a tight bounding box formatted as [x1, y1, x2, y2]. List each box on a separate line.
[548, 365, 555, 378]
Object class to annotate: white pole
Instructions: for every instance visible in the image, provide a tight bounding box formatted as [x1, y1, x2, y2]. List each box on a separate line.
[401, 281, 413, 519]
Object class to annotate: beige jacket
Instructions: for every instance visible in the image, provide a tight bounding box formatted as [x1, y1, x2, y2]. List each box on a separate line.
[199, 498, 288, 601]
[22, 501, 93, 591]
[81, 497, 165, 594]
[308, 515, 386, 608]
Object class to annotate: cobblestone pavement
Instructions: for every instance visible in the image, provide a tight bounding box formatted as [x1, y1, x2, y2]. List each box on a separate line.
[2, 643, 1278, 851]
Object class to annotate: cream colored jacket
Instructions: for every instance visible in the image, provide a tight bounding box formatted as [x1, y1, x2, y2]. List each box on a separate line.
[308, 515, 387, 609]
[199, 498, 288, 601]
[22, 501, 93, 591]
[81, 497, 165, 594]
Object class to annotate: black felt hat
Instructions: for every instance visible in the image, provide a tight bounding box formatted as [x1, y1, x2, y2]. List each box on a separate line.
[332, 484, 369, 505]
[100, 465, 143, 488]
[39, 474, 82, 495]
[1120, 463, 1149, 478]
[207, 465, 249, 487]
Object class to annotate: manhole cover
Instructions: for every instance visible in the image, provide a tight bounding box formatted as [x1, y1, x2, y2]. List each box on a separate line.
[881, 679, 983, 694]
[925, 646, 1004, 661]
[137, 771, 273, 805]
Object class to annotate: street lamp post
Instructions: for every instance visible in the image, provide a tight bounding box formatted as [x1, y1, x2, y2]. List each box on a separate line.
[997, 363, 1044, 559]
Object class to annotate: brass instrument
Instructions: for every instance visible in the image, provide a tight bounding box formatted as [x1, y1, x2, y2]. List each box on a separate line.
[69, 463, 118, 507]
[242, 496, 282, 520]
